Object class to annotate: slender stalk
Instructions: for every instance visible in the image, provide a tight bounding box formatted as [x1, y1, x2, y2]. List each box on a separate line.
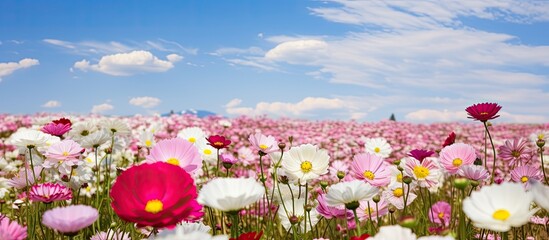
[540, 148, 547, 184]
[484, 122, 497, 184]
[352, 208, 362, 236]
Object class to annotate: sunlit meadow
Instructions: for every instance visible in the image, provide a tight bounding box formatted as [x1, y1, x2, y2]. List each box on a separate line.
[0, 103, 548, 240]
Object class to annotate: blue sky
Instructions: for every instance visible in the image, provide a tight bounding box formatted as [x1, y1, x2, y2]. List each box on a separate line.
[1, 0, 549, 123]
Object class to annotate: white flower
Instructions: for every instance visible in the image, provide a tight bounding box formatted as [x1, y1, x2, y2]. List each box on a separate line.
[369, 225, 416, 240]
[418, 236, 455, 240]
[79, 130, 110, 149]
[273, 182, 304, 203]
[177, 127, 207, 145]
[154, 222, 216, 240]
[197, 142, 217, 164]
[281, 144, 330, 184]
[69, 120, 98, 140]
[139, 130, 155, 148]
[9, 128, 51, 149]
[463, 182, 538, 232]
[382, 183, 417, 210]
[364, 137, 392, 158]
[249, 133, 278, 154]
[278, 198, 319, 233]
[197, 178, 264, 212]
[101, 118, 131, 136]
[530, 180, 549, 212]
[325, 180, 379, 208]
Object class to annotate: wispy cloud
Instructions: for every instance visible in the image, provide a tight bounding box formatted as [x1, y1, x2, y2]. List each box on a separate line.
[129, 96, 161, 108]
[42, 100, 61, 108]
[43, 38, 197, 55]
[91, 103, 114, 114]
[73, 50, 182, 76]
[0, 58, 39, 81]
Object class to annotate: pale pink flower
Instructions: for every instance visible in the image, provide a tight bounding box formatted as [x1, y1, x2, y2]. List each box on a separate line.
[510, 165, 542, 188]
[458, 165, 489, 182]
[42, 205, 98, 235]
[428, 201, 451, 227]
[145, 138, 202, 174]
[499, 138, 533, 167]
[382, 184, 417, 210]
[405, 157, 440, 188]
[357, 198, 388, 221]
[249, 133, 278, 154]
[29, 182, 72, 203]
[439, 143, 476, 174]
[7, 166, 42, 189]
[0, 215, 27, 240]
[44, 139, 83, 167]
[316, 193, 350, 219]
[350, 153, 391, 187]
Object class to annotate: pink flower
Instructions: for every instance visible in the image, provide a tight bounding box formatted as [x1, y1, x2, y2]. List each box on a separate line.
[0, 215, 27, 240]
[329, 160, 349, 180]
[357, 198, 388, 221]
[41, 118, 72, 137]
[316, 194, 350, 219]
[145, 138, 202, 174]
[7, 166, 42, 189]
[110, 162, 203, 228]
[510, 165, 542, 188]
[42, 205, 98, 235]
[458, 165, 489, 181]
[439, 143, 476, 174]
[350, 153, 391, 187]
[220, 153, 238, 164]
[499, 138, 533, 167]
[248, 133, 278, 154]
[44, 139, 83, 167]
[465, 102, 502, 122]
[428, 201, 451, 226]
[405, 157, 440, 188]
[29, 182, 72, 203]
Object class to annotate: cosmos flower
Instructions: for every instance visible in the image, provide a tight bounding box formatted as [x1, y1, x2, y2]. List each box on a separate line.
[102, 118, 131, 136]
[382, 183, 417, 210]
[498, 138, 532, 167]
[9, 128, 51, 149]
[357, 198, 388, 222]
[145, 138, 202, 174]
[530, 180, 549, 211]
[439, 143, 476, 174]
[369, 225, 416, 240]
[41, 118, 72, 138]
[44, 139, 83, 168]
[510, 165, 542, 188]
[177, 127, 207, 145]
[463, 182, 538, 232]
[281, 144, 330, 184]
[465, 102, 502, 122]
[249, 133, 278, 154]
[442, 132, 456, 148]
[405, 157, 441, 188]
[350, 153, 391, 187]
[197, 178, 264, 212]
[29, 182, 72, 203]
[42, 205, 98, 235]
[110, 162, 203, 228]
[79, 130, 111, 149]
[0, 215, 27, 240]
[278, 198, 319, 233]
[328, 160, 349, 180]
[428, 201, 451, 227]
[457, 165, 489, 182]
[408, 149, 435, 162]
[206, 135, 231, 149]
[316, 194, 350, 219]
[90, 231, 131, 240]
[364, 137, 392, 158]
[325, 180, 379, 209]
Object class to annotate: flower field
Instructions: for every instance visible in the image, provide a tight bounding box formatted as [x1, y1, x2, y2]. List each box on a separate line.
[0, 103, 548, 240]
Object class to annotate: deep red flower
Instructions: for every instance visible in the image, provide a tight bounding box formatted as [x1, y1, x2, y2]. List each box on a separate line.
[350, 233, 370, 240]
[52, 118, 72, 127]
[442, 132, 456, 148]
[465, 102, 502, 122]
[206, 135, 231, 149]
[110, 162, 203, 228]
[230, 231, 263, 240]
[408, 149, 435, 162]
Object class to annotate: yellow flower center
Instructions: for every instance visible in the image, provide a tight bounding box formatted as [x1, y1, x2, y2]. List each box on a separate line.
[62, 151, 69, 156]
[393, 188, 404, 197]
[214, 141, 224, 147]
[301, 161, 313, 173]
[452, 158, 463, 167]
[396, 173, 403, 183]
[521, 176, 529, 183]
[374, 147, 381, 153]
[188, 137, 196, 143]
[259, 144, 268, 150]
[204, 149, 212, 155]
[438, 212, 444, 219]
[413, 166, 430, 179]
[145, 199, 163, 214]
[145, 140, 152, 147]
[492, 209, 510, 221]
[86, 186, 92, 192]
[166, 158, 179, 166]
[365, 207, 375, 216]
[363, 171, 375, 180]
[480, 112, 489, 115]
[538, 134, 545, 140]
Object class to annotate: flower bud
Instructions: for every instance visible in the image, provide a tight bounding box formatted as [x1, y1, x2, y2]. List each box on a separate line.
[289, 215, 299, 225]
[278, 142, 286, 150]
[320, 180, 329, 190]
[372, 195, 381, 203]
[399, 215, 418, 228]
[537, 139, 545, 148]
[474, 157, 482, 166]
[403, 176, 413, 184]
[454, 178, 470, 190]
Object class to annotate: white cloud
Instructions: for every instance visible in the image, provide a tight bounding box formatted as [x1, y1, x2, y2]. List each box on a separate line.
[0, 58, 40, 80]
[225, 97, 362, 119]
[42, 100, 61, 108]
[129, 96, 161, 108]
[211, 47, 265, 56]
[73, 51, 179, 76]
[405, 109, 467, 122]
[265, 39, 328, 62]
[91, 103, 114, 114]
[166, 54, 183, 62]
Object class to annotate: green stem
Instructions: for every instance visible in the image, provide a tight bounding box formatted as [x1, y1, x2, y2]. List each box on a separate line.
[352, 208, 362, 236]
[540, 148, 547, 184]
[484, 122, 497, 184]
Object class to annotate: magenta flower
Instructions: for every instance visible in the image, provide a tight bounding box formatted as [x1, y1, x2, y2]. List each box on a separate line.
[249, 133, 278, 154]
[145, 138, 202, 174]
[465, 102, 502, 122]
[350, 153, 391, 187]
[511, 165, 542, 188]
[408, 149, 435, 162]
[499, 138, 533, 167]
[428, 201, 451, 226]
[439, 143, 476, 174]
[42, 205, 98, 235]
[41, 118, 72, 137]
[316, 194, 350, 219]
[0, 215, 27, 240]
[206, 135, 231, 149]
[29, 182, 72, 203]
[458, 165, 489, 182]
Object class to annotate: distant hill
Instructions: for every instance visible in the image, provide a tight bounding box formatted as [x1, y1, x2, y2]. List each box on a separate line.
[161, 109, 217, 118]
